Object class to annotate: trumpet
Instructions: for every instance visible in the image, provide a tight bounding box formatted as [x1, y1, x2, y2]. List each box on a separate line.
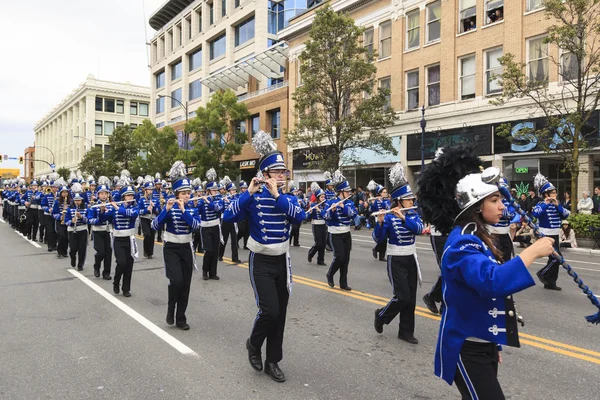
[45, 187, 52, 194]
[370, 206, 418, 217]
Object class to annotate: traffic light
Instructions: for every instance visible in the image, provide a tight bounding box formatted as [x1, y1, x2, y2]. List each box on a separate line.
[18, 156, 24, 164]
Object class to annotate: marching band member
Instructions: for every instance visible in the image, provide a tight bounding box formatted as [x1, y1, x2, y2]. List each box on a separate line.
[288, 181, 302, 247]
[373, 163, 423, 344]
[367, 180, 390, 261]
[112, 176, 122, 202]
[84, 175, 96, 236]
[323, 172, 336, 200]
[224, 131, 306, 383]
[37, 179, 47, 243]
[323, 170, 357, 291]
[152, 161, 201, 330]
[111, 175, 139, 298]
[417, 145, 553, 399]
[532, 173, 570, 290]
[236, 181, 250, 250]
[22, 179, 41, 241]
[138, 176, 160, 259]
[17, 181, 27, 235]
[51, 180, 70, 258]
[64, 184, 88, 271]
[218, 177, 241, 263]
[307, 182, 327, 266]
[199, 168, 224, 280]
[191, 179, 204, 254]
[153, 173, 165, 242]
[87, 177, 114, 279]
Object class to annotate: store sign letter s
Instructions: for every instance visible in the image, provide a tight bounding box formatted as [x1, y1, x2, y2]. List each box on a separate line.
[511, 122, 537, 152]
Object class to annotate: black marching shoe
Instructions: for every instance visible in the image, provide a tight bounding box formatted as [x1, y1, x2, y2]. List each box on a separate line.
[340, 286, 352, 291]
[308, 253, 313, 263]
[326, 273, 334, 288]
[103, 275, 112, 280]
[232, 258, 242, 263]
[423, 294, 439, 315]
[166, 312, 174, 326]
[372, 248, 377, 259]
[379, 257, 385, 262]
[94, 268, 100, 278]
[113, 284, 120, 295]
[202, 271, 209, 280]
[218, 257, 223, 262]
[374, 309, 383, 334]
[246, 338, 263, 371]
[536, 270, 549, 285]
[48, 248, 53, 252]
[177, 323, 190, 330]
[209, 275, 220, 280]
[544, 284, 562, 291]
[77, 266, 83, 271]
[123, 291, 131, 297]
[56, 254, 63, 259]
[317, 261, 327, 266]
[398, 332, 419, 344]
[264, 362, 285, 383]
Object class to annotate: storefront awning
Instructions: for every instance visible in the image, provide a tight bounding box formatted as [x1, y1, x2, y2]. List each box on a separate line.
[201, 42, 289, 91]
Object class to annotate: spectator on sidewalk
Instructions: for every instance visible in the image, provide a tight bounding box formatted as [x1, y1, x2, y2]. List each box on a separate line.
[563, 191, 572, 210]
[577, 191, 594, 214]
[514, 219, 534, 248]
[559, 220, 578, 248]
[526, 189, 540, 213]
[593, 186, 600, 214]
[519, 193, 528, 212]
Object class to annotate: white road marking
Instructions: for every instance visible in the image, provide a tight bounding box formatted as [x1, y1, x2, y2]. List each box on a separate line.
[15, 230, 42, 248]
[68, 269, 198, 357]
[0, 218, 6, 223]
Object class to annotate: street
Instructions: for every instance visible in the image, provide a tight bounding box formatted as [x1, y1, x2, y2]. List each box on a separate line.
[1, 220, 599, 399]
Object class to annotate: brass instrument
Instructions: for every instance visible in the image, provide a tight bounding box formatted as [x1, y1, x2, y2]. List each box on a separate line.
[160, 192, 165, 206]
[45, 187, 52, 194]
[60, 197, 68, 225]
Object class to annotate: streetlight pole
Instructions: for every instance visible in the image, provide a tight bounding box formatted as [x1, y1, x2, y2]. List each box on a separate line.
[73, 135, 93, 152]
[35, 145, 56, 173]
[159, 94, 189, 149]
[420, 105, 427, 172]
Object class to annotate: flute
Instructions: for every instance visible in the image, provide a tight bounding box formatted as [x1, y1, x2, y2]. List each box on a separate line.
[326, 198, 349, 212]
[308, 199, 326, 212]
[371, 206, 418, 216]
[90, 199, 136, 208]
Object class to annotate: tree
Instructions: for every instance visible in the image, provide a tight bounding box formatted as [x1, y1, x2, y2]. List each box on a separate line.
[287, 5, 397, 172]
[56, 167, 70, 181]
[78, 147, 111, 177]
[133, 119, 180, 177]
[493, 0, 600, 212]
[185, 89, 249, 178]
[107, 125, 141, 171]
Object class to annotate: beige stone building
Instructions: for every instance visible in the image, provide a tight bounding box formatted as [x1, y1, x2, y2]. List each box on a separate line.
[281, 0, 600, 195]
[33, 75, 151, 176]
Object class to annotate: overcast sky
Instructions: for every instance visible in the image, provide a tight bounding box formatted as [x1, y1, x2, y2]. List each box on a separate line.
[0, 0, 164, 173]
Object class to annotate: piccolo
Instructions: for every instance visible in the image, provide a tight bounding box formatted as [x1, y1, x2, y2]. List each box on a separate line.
[371, 206, 418, 216]
[90, 199, 136, 208]
[308, 199, 326, 212]
[326, 199, 350, 212]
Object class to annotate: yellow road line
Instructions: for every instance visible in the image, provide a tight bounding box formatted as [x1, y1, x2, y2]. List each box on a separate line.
[139, 235, 600, 364]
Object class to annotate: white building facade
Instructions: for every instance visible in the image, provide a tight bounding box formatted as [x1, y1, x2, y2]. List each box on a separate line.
[33, 75, 151, 176]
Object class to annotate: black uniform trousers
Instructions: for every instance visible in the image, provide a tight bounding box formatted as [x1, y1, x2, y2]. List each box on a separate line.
[237, 220, 249, 249]
[193, 231, 203, 252]
[45, 215, 57, 251]
[26, 207, 39, 239]
[493, 233, 514, 263]
[140, 218, 155, 257]
[219, 221, 238, 260]
[56, 223, 69, 257]
[308, 223, 326, 264]
[289, 223, 300, 246]
[249, 251, 289, 363]
[93, 230, 112, 277]
[427, 235, 448, 303]
[113, 237, 134, 292]
[374, 240, 387, 260]
[378, 254, 418, 335]
[37, 209, 45, 242]
[454, 341, 504, 400]
[164, 242, 194, 325]
[68, 229, 88, 269]
[327, 231, 352, 287]
[156, 224, 163, 241]
[537, 234, 561, 285]
[201, 225, 220, 277]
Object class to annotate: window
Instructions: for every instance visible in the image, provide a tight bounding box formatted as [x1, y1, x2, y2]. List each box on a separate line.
[168, 29, 174, 52]
[406, 10, 420, 50]
[269, 109, 280, 139]
[103, 145, 111, 159]
[251, 114, 260, 136]
[95, 97, 103, 111]
[156, 70, 165, 88]
[459, 0, 476, 33]
[116, 99, 124, 114]
[104, 121, 115, 136]
[195, 8, 202, 32]
[139, 103, 149, 117]
[427, 1, 441, 43]
[171, 60, 182, 80]
[130, 123, 138, 129]
[406, 70, 419, 110]
[156, 122, 165, 128]
[222, 0, 226, 16]
[485, 1, 503, 25]
[186, 16, 192, 40]
[235, 17, 255, 46]
[268, 1, 284, 34]
[104, 98, 115, 113]
[176, 23, 182, 47]
[95, 120, 102, 135]
[235, 0, 240, 8]
[379, 76, 391, 110]
[130, 102, 138, 115]
[171, 89, 182, 109]
[156, 97, 165, 114]
[364, 27, 374, 59]
[427, 64, 440, 106]
[460, 55, 476, 100]
[235, 120, 246, 143]
[561, 50, 580, 82]
[189, 47, 202, 70]
[116, 122, 124, 128]
[209, 2, 214, 24]
[527, 0, 543, 12]
[527, 36, 548, 81]
[485, 47, 503, 95]
[210, 33, 226, 60]
[189, 79, 202, 100]
[379, 21, 391, 58]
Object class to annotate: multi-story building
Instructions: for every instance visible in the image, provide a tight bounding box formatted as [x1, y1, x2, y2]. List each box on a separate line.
[281, 0, 600, 194]
[34, 75, 151, 177]
[24, 146, 35, 182]
[148, 0, 306, 181]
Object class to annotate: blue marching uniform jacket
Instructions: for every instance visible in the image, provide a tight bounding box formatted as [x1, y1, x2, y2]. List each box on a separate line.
[198, 196, 223, 227]
[531, 200, 570, 236]
[87, 203, 115, 231]
[324, 189, 336, 201]
[40, 192, 57, 217]
[223, 187, 305, 255]
[321, 199, 357, 233]
[369, 198, 390, 213]
[435, 223, 535, 385]
[112, 203, 139, 236]
[64, 206, 88, 231]
[373, 211, 423, 253]
[488, 198, 515, 234]
[152, 203, 200, 242]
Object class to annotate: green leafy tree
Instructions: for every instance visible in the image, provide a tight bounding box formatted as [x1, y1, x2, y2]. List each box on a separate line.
[107, 125, 141, 171]
[78, 147, 110, 177]
[56, 167, 70, 181]
[288, 4, 397, 172]
[133, 120, 180, 177]
[185, 89, 249, 178]
[492, 0, 600, 212]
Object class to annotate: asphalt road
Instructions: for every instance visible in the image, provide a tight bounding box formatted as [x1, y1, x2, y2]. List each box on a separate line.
[1, 219, 599, 399]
